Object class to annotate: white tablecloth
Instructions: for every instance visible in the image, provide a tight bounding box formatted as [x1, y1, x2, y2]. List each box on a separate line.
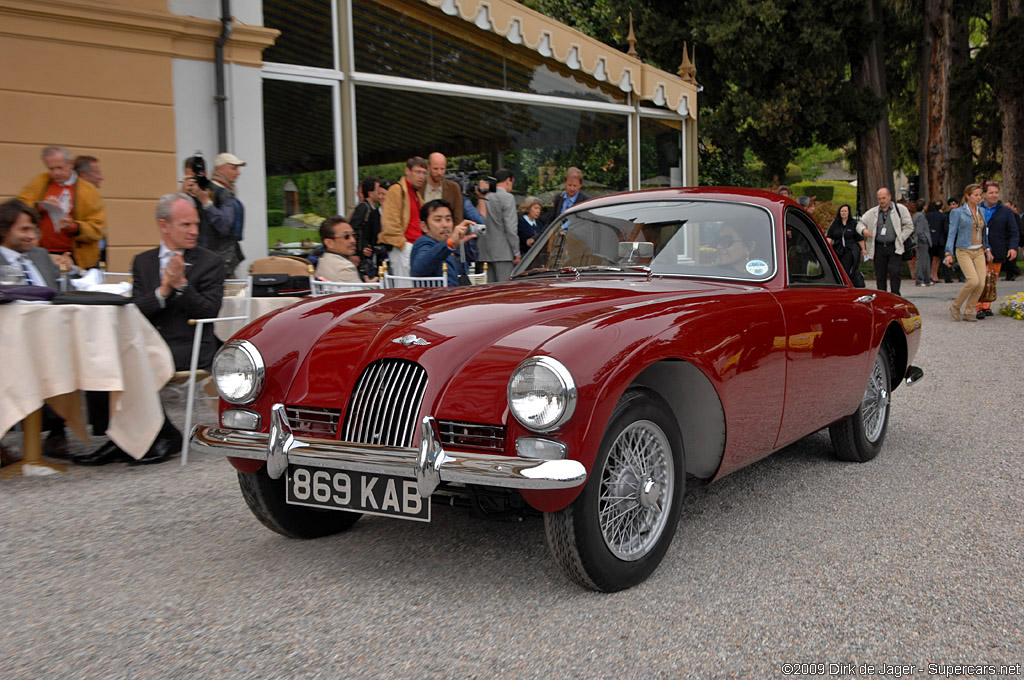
[0, 303, 175, 457]
[214, 296, 305, 339]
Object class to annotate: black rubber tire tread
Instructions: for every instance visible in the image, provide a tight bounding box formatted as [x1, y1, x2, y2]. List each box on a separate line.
[829, 345, 891, 463]
[237, 467, 361, 539]
[544, 388, 684, 592]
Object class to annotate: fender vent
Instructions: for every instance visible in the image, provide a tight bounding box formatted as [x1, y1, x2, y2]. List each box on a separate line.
[438, 421, 506, 453]
[284, 405, 340, 439]
[342, 359, 428, 447]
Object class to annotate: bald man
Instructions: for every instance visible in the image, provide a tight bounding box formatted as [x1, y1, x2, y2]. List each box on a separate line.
[422, 152, 463, 224]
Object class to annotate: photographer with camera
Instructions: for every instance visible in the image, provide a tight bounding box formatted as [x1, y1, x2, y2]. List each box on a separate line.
[410, 199, 477, 287]
[349, 176, 386, 280]
[180, 151, 245, 277]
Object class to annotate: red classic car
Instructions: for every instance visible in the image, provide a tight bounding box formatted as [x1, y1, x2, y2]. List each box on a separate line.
[192, 187, 924, 592]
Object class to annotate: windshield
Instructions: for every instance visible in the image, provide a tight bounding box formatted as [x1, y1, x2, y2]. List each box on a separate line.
[514, 199, 776, 281]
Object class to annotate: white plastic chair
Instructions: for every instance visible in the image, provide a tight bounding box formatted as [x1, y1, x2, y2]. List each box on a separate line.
[175, 277, 253, 465]
[383, 273, 446, 289]
[309, 278, 383, 297]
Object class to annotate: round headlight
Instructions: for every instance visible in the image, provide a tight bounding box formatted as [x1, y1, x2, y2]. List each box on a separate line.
[507, 357, 577, 432]
[213, 340, 265, 405]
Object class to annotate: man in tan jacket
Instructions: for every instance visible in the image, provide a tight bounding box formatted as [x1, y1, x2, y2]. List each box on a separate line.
[379, 157, 428, 277]
[17, 145, 106, 268]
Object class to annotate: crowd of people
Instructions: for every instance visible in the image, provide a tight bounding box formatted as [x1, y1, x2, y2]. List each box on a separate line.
[809, 182, 1022, 317]
[309, 155, 592, 287]
[1, 145, 249, 468]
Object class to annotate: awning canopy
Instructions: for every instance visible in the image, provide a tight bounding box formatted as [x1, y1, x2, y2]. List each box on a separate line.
[423, 0, 698, 118]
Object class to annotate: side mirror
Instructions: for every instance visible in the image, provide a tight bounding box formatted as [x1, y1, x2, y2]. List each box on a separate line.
[618, 241, 654, 263]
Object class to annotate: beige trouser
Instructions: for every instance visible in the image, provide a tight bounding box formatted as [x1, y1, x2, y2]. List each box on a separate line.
[952, 247, 987, 312]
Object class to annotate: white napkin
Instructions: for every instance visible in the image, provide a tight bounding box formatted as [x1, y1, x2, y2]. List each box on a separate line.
[70, 269, 132, 295]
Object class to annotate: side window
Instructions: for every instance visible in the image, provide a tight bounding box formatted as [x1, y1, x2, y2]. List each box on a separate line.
[786, 209, 841, 286]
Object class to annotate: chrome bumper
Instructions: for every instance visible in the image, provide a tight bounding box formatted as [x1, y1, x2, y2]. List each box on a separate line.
[190, 404, 587, 498]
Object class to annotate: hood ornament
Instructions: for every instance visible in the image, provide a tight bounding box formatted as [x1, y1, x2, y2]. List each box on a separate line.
[391, 334, 431, 347]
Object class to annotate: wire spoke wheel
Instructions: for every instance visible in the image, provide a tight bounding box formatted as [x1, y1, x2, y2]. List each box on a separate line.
[860, 353, 889, 443]
[829, 346, 891, 463]
[598, 420, 674, 561]
[544, 389, 684, 591]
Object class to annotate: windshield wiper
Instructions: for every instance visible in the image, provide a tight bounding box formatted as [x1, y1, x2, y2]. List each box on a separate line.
[511, 267, 569, 279]
[575, 265, 653, 278]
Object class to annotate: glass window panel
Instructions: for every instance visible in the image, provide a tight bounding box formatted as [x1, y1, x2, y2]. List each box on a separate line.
[351, 0, 625, 104]
[263, 0, 334, 69]
[263, 80, 337, 248]
[640, 117, 683, 188]
[355, 86, 628, 208]
[520, 200, 776, 282]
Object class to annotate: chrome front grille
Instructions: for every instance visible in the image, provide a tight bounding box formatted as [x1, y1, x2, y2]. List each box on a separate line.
[342, 359, 428, 447]
[285, 405, 340, 439]
[438, 421, 506, 453]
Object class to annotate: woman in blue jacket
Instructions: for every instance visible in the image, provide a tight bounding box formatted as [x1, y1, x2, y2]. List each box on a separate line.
[943, 183, 991, 321]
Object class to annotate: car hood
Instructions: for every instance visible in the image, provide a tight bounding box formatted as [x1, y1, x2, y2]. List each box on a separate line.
[254, 277, 745, 422]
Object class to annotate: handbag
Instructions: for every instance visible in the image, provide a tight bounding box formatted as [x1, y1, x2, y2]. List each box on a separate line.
[901, 235, 917, 261]
[980, 268, 998, 303]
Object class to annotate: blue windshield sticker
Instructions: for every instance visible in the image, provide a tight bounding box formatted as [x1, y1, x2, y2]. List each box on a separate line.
[746, 259, 769, 276]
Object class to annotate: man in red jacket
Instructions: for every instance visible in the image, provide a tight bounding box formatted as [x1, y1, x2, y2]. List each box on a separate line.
[17, 145, 106, 268]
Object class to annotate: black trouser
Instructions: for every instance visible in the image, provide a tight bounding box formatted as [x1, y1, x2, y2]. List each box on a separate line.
[874, 241, 902, 295]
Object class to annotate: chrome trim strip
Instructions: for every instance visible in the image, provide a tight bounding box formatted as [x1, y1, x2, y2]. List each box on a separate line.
[191, 414, 587, 496]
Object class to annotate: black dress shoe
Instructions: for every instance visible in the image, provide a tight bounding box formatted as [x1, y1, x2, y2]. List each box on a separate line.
[44, 431, 72, 459]
[73, 440, 132, 466]
[976, 310, 986, 320]
[129, 436, 181, 466]
[984, 309, 994, 316]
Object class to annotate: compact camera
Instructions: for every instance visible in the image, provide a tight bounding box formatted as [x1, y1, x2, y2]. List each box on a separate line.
[468, 222, 487, 236]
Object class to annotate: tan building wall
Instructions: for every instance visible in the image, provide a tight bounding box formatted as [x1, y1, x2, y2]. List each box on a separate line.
[0, 0, 275, 272]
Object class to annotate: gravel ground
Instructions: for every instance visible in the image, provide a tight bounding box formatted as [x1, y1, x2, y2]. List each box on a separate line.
[2, 278, 1023, 679]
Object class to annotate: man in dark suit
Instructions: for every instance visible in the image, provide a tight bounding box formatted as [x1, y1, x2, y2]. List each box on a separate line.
[74, 193, 225, 466]
[0, 199, 63, 289]
[544, 167, 592, 224]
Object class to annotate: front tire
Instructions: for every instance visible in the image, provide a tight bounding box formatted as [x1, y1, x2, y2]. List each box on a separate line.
[545, 389, 684, 592]
[237, 467, 361, 539]
[829, 345, 891, 462]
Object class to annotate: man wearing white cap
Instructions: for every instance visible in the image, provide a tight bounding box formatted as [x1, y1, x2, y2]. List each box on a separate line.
[208, 151, 247, 276]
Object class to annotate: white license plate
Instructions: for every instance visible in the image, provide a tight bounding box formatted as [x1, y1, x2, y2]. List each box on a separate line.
[285, 465, 430, 522]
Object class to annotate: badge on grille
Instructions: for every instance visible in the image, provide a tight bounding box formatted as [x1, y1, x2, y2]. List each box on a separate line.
[391, 334, 430, 347]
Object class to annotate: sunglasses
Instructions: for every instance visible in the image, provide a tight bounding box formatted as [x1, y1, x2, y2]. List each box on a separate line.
[716, 235, 739, 249]
[331, 232, 356, 240]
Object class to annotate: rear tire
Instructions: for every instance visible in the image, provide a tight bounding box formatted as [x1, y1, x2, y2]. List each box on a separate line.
[545, 389, 684, 592]
[830, 346, 891, 463]
[237, 467, 361, 539]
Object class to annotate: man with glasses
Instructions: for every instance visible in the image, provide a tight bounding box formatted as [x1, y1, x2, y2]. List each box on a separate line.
[315, 216, 375, 283]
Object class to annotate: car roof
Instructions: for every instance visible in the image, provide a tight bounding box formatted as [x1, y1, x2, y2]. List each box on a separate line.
[572, 186, 792, 213]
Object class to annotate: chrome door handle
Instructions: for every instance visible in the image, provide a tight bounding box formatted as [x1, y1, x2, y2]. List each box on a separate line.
[855, 294, 876, 304]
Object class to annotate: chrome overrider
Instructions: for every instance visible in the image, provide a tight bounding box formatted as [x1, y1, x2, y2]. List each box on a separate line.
[190, 404, 588, 498]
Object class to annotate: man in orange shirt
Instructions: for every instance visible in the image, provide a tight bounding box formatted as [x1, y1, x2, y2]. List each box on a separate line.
[17, 145, 106, 268]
